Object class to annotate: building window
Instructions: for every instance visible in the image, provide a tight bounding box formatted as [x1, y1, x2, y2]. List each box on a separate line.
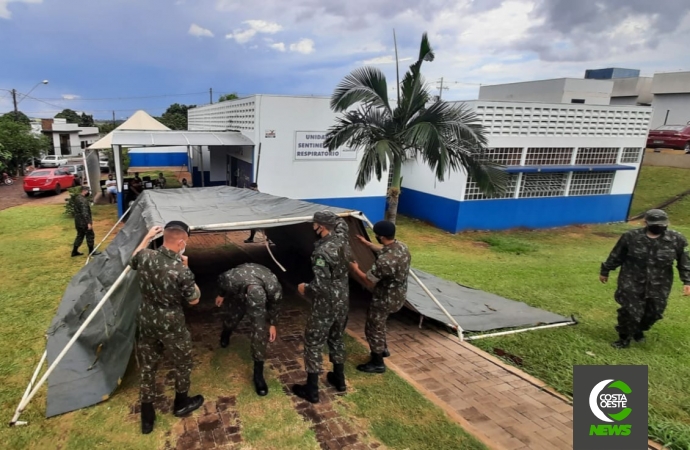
[621, 147, 643, 163]
[464, 174, 519, 200]
[518, 173, 568, 198]
[575, 147, 619, 165]
[479, 148, 523, 166]
[571, 99, 585, 104]
[524, 148, 573, 165]
[568, 172, 615, 196]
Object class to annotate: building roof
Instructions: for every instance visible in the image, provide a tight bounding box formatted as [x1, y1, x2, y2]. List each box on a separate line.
[88, 110, 169, 150]
[110, 130, 254, 147]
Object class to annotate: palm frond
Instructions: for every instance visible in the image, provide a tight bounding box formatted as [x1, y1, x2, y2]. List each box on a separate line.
[331, 67, 391, 114]
[354, 140, 403, 190]
[418, 32, 435, 63]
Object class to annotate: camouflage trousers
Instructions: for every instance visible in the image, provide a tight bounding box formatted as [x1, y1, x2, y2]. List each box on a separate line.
[304, 300, 349, 374]
[223, 299, 269, 362]
[615, 292, 668, 338]
[73, 226, 95, 250]
[365, 297, 405, 354]
[137, 327, 193, 403]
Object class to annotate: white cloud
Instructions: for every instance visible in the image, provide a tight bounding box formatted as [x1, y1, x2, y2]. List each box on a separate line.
[289, 38, 315, 54]
[188, 23, 214, 38]
[269, 42, 286, 52]
[61, 94, 80, 100]
[226, 29, 256, 43]
[244, 19, 282, 34]
[0, 0, 42, 20]
[362, 55, 412, 65]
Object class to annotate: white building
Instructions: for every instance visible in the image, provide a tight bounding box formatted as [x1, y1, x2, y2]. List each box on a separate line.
[41, 118, 99, 156]
[399, 100, 652, 232]
[650, 71, 690, 129]
[478, 78, 614, 105]
[609, 77, 653, 106]
[187, 95, 388, 222]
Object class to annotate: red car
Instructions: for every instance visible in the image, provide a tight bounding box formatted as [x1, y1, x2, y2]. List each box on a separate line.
[23, 168, 76, 196]
[646, 124, 690, 153]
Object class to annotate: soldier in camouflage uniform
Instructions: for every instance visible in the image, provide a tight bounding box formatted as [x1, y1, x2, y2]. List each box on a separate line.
[350, 220, 411, 373]
[293, 211, 351, 403]
[130, 221, 204, 434]
[601, 209, 690, 349]
[71, 186, 100, 257]
[215, 263, 283, 396]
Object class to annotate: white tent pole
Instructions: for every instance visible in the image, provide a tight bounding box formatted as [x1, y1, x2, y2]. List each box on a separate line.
[356, 213, 465, 341]
[264, 239, 286, 272]
[85, 203, 135, 265]
[464, 321, 577, 341]
[9, 266, 132, 426]
[191, 211, 359, 231]
[9, 350, 47, 426]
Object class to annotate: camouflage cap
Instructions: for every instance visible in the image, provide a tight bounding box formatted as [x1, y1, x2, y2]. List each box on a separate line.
[312, 211, 338, 227]
[645, 209, 669, 226]
[164, 220, 191, 235]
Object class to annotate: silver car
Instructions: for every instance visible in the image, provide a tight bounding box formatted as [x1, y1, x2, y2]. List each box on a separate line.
[62, 163, 86, 186]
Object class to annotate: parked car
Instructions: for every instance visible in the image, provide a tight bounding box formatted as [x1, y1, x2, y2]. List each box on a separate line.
[646, 124, 690, 153]
[40, 155, 68, 168]
[62, 163, 86, 185]
[23, 168, 76, 196]
[99, 155, 110, 172]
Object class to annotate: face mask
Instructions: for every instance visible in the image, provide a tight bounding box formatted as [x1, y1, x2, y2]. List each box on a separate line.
[375, 236, 383, 244]
[647, 225, 667, 235]
[314, 226, 322, 237]
[179, 241, 187, 255]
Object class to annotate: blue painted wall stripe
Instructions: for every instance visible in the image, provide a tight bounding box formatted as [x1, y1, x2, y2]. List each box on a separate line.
[129, 153, 188, 167]
[399, 187, 631, 233]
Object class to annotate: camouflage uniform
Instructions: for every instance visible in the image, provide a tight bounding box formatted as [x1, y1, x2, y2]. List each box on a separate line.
[365, 240, 412, 353]
[130, 247, 200, 403]
[601, 227, 690, 339]
[217, 263, 282, 361]
[72, 194, 95, 251]
[303, 217, 351, 374]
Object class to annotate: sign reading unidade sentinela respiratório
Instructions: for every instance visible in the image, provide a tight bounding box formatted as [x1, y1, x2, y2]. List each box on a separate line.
[294, 131, 357, 161]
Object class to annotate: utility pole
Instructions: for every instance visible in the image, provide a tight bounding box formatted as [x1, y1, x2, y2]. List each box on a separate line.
[112, 111, 115, 127]
[210, 88, 213, 104]
[436, 78, 449, 100]
[12, 89, 18, 115]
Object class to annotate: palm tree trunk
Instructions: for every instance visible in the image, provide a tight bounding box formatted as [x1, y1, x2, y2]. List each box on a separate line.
[385, 157, 403, 224]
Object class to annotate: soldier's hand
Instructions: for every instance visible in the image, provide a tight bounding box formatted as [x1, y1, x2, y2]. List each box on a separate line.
[215, 296, 224, 307]
[87, 223, 92, 230]
[683, 285, 690, 296]
[599, 275, 608, 284]
[356, 235, 370, 246]
[269, 325, 277, 342]
[147, 226, 163, 238]
[349, 261, 359, 272]
[181, 255, 189, 266]
[297, 283, 306, 295]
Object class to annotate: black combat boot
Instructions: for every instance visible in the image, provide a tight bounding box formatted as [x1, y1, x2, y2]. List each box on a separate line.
[88, 245, 101, 256]
[611, 335, 631, 349]
[71, 246, 83, 257]
[140, 402, 155, 434]
[253, 361, 268, 396]
[382, 348, 390, 358]
[357, 352, 386, 373]
[173, 391, 204, 417]
[633, 331, 645, 343]
[220, 328, 232, 348]
[326, 363, 347, 392]
[292, 373, 319, 404]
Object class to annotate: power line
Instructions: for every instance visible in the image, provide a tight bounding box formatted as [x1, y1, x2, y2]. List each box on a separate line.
[33, 91, 209, 101]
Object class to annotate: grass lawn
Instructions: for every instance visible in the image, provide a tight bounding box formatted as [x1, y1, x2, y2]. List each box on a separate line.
[0, 203, 484, 449]
[392, 165, 690, 449]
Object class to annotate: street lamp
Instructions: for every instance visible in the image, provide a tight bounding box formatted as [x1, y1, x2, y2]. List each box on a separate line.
[16, 80, 49, 106]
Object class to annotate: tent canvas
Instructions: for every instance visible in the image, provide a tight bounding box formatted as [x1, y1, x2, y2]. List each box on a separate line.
[17, 187, 573, 421]
[87, 110, 170, 150]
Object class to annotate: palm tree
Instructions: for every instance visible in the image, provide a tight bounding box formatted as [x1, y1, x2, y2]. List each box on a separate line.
[324, 33, 508, 223]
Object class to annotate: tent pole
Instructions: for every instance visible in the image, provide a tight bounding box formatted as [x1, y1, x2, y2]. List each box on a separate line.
[464, 321, 577, 341]
[85, 203, 135, 265]
[192, 211, 360, 231]
[9, 266, 132, 426]
[9, 350, 47, 426]
[356, 213, 465, 341]
[264, 239, 286, 272]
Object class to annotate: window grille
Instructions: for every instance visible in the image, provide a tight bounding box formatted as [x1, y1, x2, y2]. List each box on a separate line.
[621, 147, 643, 163]
[568, 172, 615, 196]
[464, 174, 519, 200]
[479, 148, 523, 166]
[575, 148, 619, 165]
[518, 173, 568, 198]
[524, 148, 573, 165]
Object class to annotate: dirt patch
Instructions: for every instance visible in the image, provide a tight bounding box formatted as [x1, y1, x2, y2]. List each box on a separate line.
[0, 177, 69, 211]
[472, 241, 490, 248]
[593, 232, 619, 238]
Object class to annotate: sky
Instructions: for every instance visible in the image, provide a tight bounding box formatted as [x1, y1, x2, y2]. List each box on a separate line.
[1, 0, 690, 120]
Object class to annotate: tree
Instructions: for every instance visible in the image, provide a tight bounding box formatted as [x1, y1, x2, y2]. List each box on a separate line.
[324, 33, 507, 223]
[157, 103, 196, 130]
[97, 122, 117, 134]
[55, 109, 81, 124]
[0, 111, 31, 127]
[79, 113, 95, 127]
[0, 120, 51, 175]
[218, 93, 239, 102]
